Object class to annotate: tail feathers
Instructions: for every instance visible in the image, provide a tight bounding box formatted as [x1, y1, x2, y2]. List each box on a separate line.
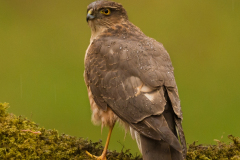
[175, 117, 187, 159]
[130, 114, 182, 152]
[140, 134, 183, 160]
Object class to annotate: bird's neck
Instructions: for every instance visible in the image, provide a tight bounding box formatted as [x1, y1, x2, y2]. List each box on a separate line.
[89, 19, 129, 43]
[90, 25, 108, 43]
[89, 20, 145, 43]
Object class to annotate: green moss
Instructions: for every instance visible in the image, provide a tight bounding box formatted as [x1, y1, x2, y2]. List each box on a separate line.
[187, 135, 240, 160]
[0, 102, 240, 159]
[0, 103, 141, 159]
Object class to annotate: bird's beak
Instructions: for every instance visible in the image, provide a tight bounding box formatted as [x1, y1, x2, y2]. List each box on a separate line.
[86, 9, 95, 22]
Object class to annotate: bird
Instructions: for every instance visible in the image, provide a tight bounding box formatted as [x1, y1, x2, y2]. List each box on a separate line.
[84, 1, 187, 160]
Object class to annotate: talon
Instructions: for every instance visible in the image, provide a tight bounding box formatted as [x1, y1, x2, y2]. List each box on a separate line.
[85, 151, 107, 160]
[85, 151, 95, 158]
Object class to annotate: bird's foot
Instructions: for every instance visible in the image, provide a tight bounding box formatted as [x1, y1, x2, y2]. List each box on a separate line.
[86, 151, 107, 160]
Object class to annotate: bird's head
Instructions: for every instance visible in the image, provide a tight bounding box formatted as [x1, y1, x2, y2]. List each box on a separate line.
[86, 1, 128, 33]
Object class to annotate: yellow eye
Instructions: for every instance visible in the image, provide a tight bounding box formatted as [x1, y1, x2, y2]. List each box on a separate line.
[101, 9, 111, 15]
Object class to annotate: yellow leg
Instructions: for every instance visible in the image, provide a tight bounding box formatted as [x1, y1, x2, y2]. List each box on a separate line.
[86, 125, 114, 160]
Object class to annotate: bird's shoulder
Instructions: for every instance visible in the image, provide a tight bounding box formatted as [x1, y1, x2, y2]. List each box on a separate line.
[86, 22, 176, 87]
[85, 22, 183, 120]
[87, 25, 172, 66]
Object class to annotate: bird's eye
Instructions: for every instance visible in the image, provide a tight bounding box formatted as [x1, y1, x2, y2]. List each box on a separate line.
[101, 9, 111, 15]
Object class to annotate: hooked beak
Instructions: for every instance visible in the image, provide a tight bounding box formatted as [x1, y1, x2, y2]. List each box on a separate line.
[86, 9, 95, 22]
[86, 14, 95, 22]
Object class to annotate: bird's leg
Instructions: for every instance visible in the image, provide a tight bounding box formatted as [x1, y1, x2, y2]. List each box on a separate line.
[86, 124, 115, 160]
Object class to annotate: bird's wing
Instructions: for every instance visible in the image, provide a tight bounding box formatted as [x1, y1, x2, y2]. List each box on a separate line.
[85, 37, 183, 152]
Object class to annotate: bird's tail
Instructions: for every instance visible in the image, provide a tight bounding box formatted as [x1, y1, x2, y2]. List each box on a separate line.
[138, 89, 187, 160]
[140, 134, 184, 160]
[175, 117, 187, 159]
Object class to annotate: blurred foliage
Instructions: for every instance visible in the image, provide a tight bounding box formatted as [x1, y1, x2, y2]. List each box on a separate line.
[1, 103, 240, 159]
[0, 0, 240, 154]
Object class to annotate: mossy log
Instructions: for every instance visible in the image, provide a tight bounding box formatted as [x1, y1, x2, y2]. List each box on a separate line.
[0, 103, 240, 160]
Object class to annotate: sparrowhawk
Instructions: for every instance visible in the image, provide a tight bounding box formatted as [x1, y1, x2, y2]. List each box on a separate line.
[84, 1, 187, 160]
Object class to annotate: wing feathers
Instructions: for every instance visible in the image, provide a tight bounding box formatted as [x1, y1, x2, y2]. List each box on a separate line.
[85, 37, 185, 153]
[130, 115, 182, 152]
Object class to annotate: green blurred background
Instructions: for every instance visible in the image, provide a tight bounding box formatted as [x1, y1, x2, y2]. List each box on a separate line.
[0, 0, 240, 154]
